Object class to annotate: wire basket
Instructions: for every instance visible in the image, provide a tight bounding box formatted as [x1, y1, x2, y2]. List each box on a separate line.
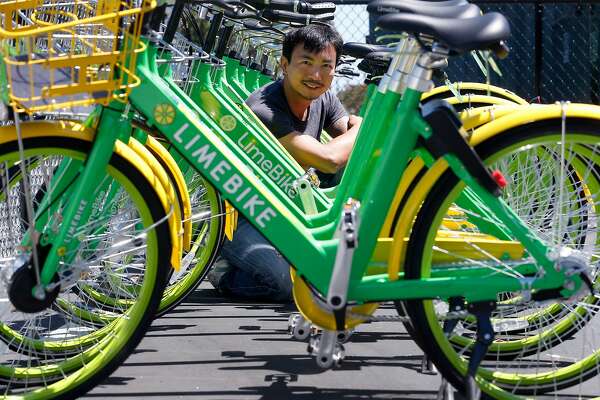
[154, 27, 208, 96]
[0, 0, 155, 113]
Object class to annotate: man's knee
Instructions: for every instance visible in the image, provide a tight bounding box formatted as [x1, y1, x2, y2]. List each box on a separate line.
[271, 268, 293, 302]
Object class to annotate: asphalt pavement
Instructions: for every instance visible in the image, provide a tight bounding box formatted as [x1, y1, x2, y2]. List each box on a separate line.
[84, 282, 448, 400]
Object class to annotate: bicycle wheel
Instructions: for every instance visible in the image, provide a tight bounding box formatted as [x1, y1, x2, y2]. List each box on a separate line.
[440, 143, 600, 360]
[404, 118, 600, 398]
[0, 124, 171, 398]
[156, 170, 225, 317]
[68, 147, 225, 318]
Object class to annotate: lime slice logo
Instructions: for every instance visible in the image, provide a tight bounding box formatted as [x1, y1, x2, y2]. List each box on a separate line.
[154, 104, 176, 125]
[219, 115, 237, 132]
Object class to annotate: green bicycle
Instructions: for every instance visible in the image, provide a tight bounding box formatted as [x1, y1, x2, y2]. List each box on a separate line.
[1, 1, 600, 399]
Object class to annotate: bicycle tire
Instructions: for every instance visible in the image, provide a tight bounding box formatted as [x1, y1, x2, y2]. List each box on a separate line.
[0, 126, 171, 398]
[404, 118, 600, 398]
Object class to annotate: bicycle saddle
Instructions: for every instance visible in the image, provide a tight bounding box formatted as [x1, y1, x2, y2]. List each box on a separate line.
[357, 51, 391, 76]
[367, 1, 480, 19]
[342, 43, 393, 58]
[376, 12, 510, 55]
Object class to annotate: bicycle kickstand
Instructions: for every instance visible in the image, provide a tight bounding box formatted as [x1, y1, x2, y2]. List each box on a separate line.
[427, 297, 466, 376]
[464, 301, 496, 400]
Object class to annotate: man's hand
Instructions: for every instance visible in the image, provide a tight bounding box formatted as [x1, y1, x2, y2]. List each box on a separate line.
[347, 115, 362, 129]
[279, 114, 362, 174]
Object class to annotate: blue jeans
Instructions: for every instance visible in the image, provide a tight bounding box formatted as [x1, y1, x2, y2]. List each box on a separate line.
[219, 217, 293, 302]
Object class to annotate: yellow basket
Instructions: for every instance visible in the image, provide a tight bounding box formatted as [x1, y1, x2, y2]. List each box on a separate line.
[0, 0, 155, 113]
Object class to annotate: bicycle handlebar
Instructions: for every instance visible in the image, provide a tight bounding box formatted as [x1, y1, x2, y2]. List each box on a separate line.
[245, 0, 336, 15]
[261, 9, 335, 24]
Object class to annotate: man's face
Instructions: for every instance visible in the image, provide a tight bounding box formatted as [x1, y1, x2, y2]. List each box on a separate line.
[281, 42, 337, 101]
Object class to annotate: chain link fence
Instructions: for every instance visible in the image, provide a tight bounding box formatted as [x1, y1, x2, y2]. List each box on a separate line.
[331, 1, 600, 111]
[445, 2, 600, 104]
[331, 3, 370, 113]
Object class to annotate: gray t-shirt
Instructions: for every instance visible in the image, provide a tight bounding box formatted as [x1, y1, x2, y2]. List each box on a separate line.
[246, 79, 347, 141]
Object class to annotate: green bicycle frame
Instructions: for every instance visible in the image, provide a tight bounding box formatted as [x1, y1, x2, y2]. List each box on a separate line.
[125, 43, 565, 303]
[31, 36, 574, 306]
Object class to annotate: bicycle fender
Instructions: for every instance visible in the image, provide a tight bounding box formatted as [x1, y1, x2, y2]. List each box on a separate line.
[291, 269, 379, 331]
[145, 135, 193, 252]
[470, 103, 600, 146]
[459, 104, 524, 131]
[379, 157, 427, 238]
[378, 104, 519, 241]
[224, 201, 238, 241]
[128, 137, 183, 271]
[422, 82, 528, 105]
[388, 156, 450, 280]
[0, 120, 92, 143]
[442, 94, 518, 108]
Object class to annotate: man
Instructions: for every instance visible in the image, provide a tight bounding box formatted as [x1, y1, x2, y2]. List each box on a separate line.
[208, 24, 362, 302]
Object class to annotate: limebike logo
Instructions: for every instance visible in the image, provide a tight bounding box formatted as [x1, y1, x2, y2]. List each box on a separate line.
[173, 123, 277, 228]
[237, 132, 296, 198]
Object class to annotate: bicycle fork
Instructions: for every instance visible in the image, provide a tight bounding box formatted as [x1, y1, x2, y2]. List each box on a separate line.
[8, 106, 129, 312]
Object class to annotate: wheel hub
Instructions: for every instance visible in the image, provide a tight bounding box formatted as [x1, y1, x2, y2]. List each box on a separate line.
[8, 246, 60, 313]
[556, 247, 595, 300]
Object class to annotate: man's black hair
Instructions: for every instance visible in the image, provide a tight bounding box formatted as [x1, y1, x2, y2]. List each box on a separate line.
[282, 24, 344, 65]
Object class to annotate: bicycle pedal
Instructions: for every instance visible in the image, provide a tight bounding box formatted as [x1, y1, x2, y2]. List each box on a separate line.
[287, 313, 302, 333]
[290, 315, 311, 341]
[308, 330, 346, 369]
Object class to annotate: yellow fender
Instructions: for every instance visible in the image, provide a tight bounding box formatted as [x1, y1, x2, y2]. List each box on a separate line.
[378, 105, 523, 240]
[441, 94, 518, 108]
[0, 120, 182, 270]
[459, 104, 526, 131]
[379, 157, 426, 238]
[378, 93, 525, 241]
[127, 136, 184, 270]
[144, 135, 193, 252]
[471, 102, 600, 144]
[224, 200, 238, 241]
[422, 82, 528, 105]
[291, 269, 379, 331]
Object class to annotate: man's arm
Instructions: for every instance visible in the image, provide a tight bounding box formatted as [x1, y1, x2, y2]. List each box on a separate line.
[279, 115, 362, 173]
[327, 115, 349, 137]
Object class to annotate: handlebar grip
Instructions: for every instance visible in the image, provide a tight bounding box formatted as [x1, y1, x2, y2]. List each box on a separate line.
[311, 12, 335, 21]
[306, 2, 336, 14]
[262, 9, 310, 24]
[247, 0, 335, 14]
[261, 9, 334, 24]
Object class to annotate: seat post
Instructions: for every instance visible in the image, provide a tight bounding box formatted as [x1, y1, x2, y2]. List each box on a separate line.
[388, 36, 421, 95]
[404, 43, 449, 93]
[376, 36, 409, 94]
